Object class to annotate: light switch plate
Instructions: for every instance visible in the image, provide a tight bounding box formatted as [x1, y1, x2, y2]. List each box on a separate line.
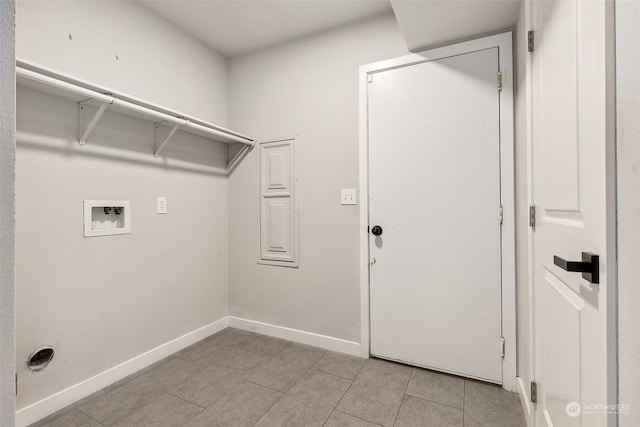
[157, 197, 167, 214]
[341, 189, 357, 205]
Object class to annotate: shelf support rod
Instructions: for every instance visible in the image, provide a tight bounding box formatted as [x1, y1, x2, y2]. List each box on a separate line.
[226, 143, 252, 172]
[78, 100, 109, 146]
[154, 122, 183, 158]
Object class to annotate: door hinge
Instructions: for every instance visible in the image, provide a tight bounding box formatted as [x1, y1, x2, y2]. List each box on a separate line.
[531, 381, 538, 403]
[367, 74, 373, 83]
[15, 372, 17, 396]
[528, 31, 535, 52]
[500, 337, 505, 358]
[499, 205, 504, 225]
[497, 72, 503, 91]
[529, 205, 536, 229]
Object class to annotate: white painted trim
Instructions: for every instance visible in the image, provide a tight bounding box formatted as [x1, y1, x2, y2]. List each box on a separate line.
[358, 62, 371, 359]
[228, 317, 362, 357]
[15, 318, 229, 427]
[359, 32, 517, 391]
[496, 32, 518, 394]
[521, 0, 537, 423]
[517, 376, 533, 426]
[524, 1, 537, 425]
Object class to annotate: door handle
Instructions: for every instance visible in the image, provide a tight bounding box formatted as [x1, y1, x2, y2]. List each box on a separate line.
[553, 252, 599, 284]
[371, 225, 383, 236]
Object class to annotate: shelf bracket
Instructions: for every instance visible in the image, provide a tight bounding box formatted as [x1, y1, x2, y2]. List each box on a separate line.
[154, 122, 184, 158]
[226, 143, 252, 172]
[78, 100, 109, 146]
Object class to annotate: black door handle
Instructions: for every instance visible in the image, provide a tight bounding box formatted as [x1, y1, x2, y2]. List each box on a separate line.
[371, 225, 383, 236]
[553, 252, 599, 284]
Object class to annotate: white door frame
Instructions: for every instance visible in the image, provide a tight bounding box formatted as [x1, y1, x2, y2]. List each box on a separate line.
[515, 2, 537, 423]
[358, 32, 517, 392]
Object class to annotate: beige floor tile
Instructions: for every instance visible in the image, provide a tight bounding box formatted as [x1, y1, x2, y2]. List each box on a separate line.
[212, 347, 273, 373]
[29, 410, 102, 427]
[169, 362, 247, 407]
[255, 370, 351, 426]
[77, 375, 165, 425]
[241, 334, 290, 355]
[186, 381, 282, 427]
[246, 342, 326, 392]
[336, 358, 412, 427]
[394, 395, 463, 427]
[176, 328, 257, 366]
[405, 368, 464, 409]
[133, 357, 203, 389]
[30, 331, 527, 427]
[31, 378, 131, 426]
[312, 351, 366, 380]
[324, 411, 384, 426]
[110, 393, 201, 427]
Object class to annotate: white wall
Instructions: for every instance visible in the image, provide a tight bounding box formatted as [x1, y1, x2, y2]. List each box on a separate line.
[15, 1, 231, 418]
[0, 1, 16, 425]
[16, 0, 228, 124]
[228, 13, 407, 343]
[616, 1, 640, 425]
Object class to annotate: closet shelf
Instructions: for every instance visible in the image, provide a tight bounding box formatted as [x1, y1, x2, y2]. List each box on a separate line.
[16, 59, 255, 162]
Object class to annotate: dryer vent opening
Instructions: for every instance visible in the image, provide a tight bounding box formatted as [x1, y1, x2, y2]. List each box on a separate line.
[28, 346, 54, 371]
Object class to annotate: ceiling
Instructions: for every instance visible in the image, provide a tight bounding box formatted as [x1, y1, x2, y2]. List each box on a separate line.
[140, 0, 393, 58]
[140, 0, 521, 59]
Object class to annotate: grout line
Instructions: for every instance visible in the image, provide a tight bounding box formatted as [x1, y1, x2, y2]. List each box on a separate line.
[354, 358, 368, 377]
[183, 409, 202, 426]
[333, 409, 386, 426]
[401, 393, 465, 412]
[391, 367, 413, 426]
[251, 383, 284, 426]
[309, 367, 359, 382]
[165, 391, 206, 410]
[319, 369, 353, 426]
[84, 410, 106, 426]
[239, 379, 284, 396]
[244, 378, 289, 394]
[332, 358, 369, 420]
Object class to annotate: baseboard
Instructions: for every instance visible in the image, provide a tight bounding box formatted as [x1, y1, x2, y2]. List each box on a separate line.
[15, 318, 228, 427]
[517, 376, 533, 426]
[228, 316, 362, 357]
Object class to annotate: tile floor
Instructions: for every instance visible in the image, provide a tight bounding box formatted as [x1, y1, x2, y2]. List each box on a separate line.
[31, 328, 526, 427]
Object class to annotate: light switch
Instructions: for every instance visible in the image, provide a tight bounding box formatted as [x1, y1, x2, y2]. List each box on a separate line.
[341, 189, 357, 205]
[157, 197, 167, 214]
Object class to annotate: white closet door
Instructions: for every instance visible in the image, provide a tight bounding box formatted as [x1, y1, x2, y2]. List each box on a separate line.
[368, 47, 504, 383]
[532, 0, 615, 424]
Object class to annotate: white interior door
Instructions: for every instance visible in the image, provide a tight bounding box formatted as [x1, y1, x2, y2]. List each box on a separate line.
[531, 0, 616, 425]
[368, 47, 503, 383]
